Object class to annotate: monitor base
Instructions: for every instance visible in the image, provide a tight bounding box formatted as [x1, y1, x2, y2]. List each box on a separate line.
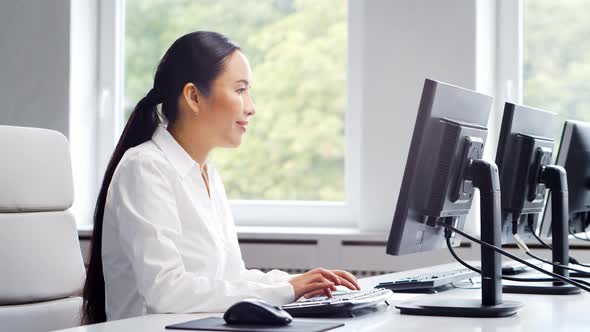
[503, 284, 581, 295]
[396, 299, 523, 317]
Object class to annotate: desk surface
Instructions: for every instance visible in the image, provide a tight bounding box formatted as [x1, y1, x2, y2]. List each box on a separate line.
[57, 263, 590, 332]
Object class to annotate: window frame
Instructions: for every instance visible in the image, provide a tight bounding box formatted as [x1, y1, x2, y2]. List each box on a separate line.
[96, 0, 360, 228]
[496, 0, 523, 107]
[96, 0, 126, 194]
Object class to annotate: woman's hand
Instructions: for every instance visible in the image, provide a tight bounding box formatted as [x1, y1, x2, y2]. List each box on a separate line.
[288, 268, 361, 300]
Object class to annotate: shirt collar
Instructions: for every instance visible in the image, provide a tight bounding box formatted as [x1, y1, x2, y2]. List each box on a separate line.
[151, 124, 209, 178]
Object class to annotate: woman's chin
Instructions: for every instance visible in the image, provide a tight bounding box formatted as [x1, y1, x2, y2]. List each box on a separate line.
[220, 136, 242, 148]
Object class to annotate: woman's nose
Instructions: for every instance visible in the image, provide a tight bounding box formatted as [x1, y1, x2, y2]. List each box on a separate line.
[245, 95, 256, 116]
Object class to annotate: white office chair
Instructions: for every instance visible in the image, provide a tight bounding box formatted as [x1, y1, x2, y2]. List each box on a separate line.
[0, 126, 86, 331]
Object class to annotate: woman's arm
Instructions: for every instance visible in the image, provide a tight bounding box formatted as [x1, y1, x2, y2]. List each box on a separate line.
[239, 265, 295, 284]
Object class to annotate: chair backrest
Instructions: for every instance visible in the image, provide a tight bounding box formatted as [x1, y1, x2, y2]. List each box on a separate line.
[0, 125, 86, 331]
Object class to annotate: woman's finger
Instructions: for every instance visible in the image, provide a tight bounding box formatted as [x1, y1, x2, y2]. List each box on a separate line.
[306, 273, 329, 284]
[333, 276, 356, 290]
[303, 283, 336, 299]
[300, 279, 334, 296]
[332, 270, 361, 290]
[308, 268, 341, 286]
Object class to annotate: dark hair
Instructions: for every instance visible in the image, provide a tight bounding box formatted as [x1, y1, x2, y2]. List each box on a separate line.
[81, 31, 240, 325]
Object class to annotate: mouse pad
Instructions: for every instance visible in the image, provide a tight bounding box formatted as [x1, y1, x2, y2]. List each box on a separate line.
[165, 317, 344, 332]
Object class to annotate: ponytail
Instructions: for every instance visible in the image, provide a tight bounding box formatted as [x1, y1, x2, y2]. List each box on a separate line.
[81, 31, 240, 325]
[81, 89, 161, 325]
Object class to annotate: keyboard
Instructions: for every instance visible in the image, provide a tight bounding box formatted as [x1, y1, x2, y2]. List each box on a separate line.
[376, 260, 543, 293]
[375, 268, 480, 293]
[281, 288, 393, 317]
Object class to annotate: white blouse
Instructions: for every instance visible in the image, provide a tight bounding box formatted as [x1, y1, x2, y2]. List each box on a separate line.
[102, 124, 294, 321]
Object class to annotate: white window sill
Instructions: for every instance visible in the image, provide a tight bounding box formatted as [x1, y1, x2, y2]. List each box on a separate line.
[77, 223, 590, 248]
[77, 223, 388, 242]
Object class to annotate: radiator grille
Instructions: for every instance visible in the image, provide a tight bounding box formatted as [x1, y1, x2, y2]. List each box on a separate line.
[250, 267, 395, 278]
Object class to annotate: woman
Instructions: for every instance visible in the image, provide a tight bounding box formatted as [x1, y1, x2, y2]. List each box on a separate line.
[81, 31, 360, 324]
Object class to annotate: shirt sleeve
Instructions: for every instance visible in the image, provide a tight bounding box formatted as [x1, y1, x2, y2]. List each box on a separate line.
[111, 156, 295, 314]
[239, 265, 294, 285]
[209, 166, 297, 286]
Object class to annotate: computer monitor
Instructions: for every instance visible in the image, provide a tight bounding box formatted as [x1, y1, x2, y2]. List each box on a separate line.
[540, 120, 590, 237]
[386, 80, 490, 256]
[386, 79, 522, 317]
[495, 103, 556, 244]
[494, 103, 580, 295]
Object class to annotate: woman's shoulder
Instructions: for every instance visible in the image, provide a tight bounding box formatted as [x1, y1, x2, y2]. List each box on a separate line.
[115, 141, 174, 179]
[105, 141, 177, 212]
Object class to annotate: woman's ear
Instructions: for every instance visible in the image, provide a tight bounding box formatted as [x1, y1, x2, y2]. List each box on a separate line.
[182, 83, 201, 115]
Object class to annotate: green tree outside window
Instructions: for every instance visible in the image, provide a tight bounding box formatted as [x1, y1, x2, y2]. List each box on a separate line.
[524, 0, 590, 145]
[125, 0, 347, 201]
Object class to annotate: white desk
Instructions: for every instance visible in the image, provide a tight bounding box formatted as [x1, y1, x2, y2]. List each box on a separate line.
[56, 263, 590, 331]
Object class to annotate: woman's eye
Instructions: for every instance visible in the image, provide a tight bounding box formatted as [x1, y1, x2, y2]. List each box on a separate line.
[237, 88, 246, 94]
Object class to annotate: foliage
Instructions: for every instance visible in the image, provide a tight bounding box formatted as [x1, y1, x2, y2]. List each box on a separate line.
[125, 0, 347, 200]
[524, 0, 590, 139]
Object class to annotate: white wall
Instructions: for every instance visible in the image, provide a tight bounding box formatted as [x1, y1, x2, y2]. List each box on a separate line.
[0, 0, 99, 226]
[0, 1, 71, 136]
[359, 0, 492, 233]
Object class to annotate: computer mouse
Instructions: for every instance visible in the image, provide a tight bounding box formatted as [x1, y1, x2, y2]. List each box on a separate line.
[223, 299, 293, 326]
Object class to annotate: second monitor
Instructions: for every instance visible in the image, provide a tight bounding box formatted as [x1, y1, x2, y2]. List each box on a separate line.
[495, 102, 579, 295]
[540, 120, 590, 239]
[386, 78, 523, 317]
[495, 102, 555, 244]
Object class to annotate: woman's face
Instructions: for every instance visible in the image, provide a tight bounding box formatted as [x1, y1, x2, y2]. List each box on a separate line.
[197, 50, 256, 148]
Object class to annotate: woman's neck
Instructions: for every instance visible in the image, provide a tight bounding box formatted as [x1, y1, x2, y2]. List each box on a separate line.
[167, 123, 212, 168]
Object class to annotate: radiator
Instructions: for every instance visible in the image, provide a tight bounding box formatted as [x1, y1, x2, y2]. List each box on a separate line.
[248, 267, 395, 279]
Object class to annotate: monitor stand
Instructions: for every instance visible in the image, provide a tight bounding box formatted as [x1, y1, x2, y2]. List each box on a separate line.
[503, 165, 581, 295]
[397, 159, 524, 317]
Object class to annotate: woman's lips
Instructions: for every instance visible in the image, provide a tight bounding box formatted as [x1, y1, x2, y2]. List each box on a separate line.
[236, 121, 248, 132]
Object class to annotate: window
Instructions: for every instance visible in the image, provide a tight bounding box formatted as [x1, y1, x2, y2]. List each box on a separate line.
[125, 0, 347, 202]
[523, 0, 590, 142]
[92, 0, 356, 227]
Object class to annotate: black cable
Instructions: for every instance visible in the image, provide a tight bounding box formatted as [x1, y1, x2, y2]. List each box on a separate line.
[574, 262, 590, 269]
[567, 229, 590, 269]
[510, 216, 568, 268]
[446, 237, 539, 283]
[445, 236, 590, 286]
[525, 251, 590, 276]
[525, 217, 590, 268]
[528, 224, 553, 251]
[443, 224, 590, 293]
[572, 260, 590, 269]
[570, 229, 590, 242]
[530, 230, 590, 268]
